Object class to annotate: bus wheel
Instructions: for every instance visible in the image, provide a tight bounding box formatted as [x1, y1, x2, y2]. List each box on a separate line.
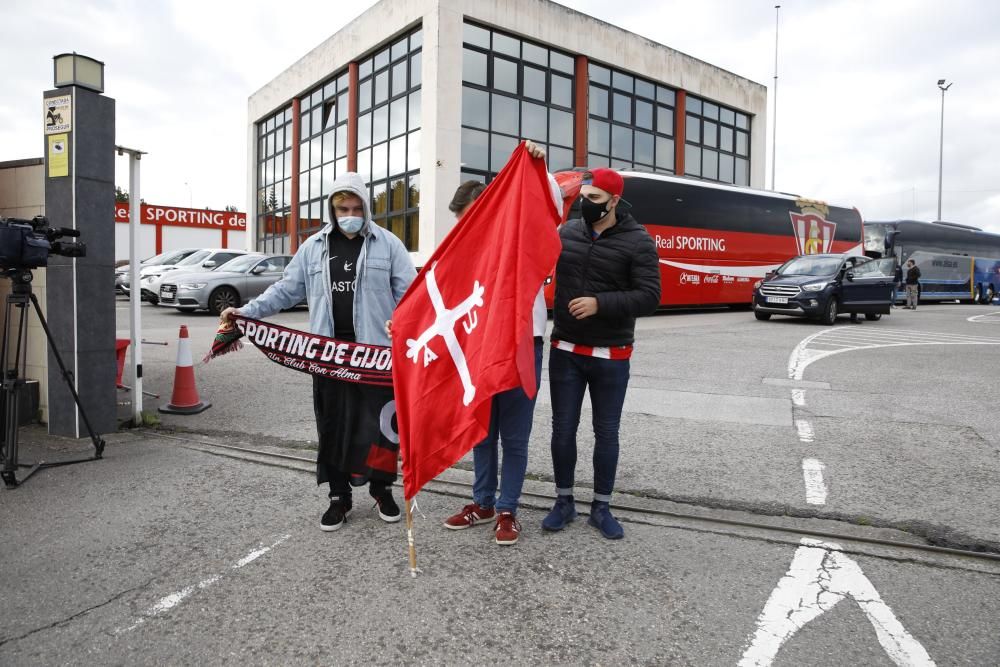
[973, 284, 982, 303]
[820, 299, 838, 325]
[987, 285, 996, 303]
[754, 310, 771, 321]
[865, 313, 882, 321]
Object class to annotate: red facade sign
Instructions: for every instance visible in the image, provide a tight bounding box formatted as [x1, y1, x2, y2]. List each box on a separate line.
[114, 202, 246, 230]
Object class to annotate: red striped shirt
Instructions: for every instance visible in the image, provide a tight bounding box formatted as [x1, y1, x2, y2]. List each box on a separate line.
[551, 339, 633, 360]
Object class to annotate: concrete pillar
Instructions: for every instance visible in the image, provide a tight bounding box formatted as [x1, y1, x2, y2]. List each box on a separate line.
[43, 86, 117, 437]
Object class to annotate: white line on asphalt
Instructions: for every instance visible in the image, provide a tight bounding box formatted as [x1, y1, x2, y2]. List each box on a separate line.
[739, 538, 936, 667]
[967, 311, 1000, 323]
[801, 459, 827, 505]
[788, 328, 1000, 380]
[116, 535, 290, 634]
[794, 419, 815, 443]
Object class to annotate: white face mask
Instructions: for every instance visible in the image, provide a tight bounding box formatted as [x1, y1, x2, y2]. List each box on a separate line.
[337, 216, 364, 234]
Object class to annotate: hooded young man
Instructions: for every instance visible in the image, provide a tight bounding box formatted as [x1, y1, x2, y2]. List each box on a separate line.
[221, 172, 416, 532]
[542, 168, 660, 539]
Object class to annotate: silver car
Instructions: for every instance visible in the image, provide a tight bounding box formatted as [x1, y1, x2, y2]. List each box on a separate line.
[117, 248, 199, 295]
[158, 254, 293, 315]
[143, 248, 248, 303]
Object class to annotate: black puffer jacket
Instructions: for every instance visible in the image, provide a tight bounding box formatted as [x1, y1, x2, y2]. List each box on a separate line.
[551, 209, 661, 347]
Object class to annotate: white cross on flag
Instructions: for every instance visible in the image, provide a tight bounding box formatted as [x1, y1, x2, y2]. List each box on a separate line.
[393, 143, 561, 499]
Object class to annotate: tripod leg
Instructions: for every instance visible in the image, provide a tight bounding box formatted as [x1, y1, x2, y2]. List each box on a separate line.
[28, 293, 105, 457]
[1, 296, 29, 486]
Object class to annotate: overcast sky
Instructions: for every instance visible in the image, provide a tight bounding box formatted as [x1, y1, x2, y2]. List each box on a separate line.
[3, 0, 998, 232]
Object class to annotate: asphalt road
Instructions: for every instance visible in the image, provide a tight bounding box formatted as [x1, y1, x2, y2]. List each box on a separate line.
[0, 297, 997, 664]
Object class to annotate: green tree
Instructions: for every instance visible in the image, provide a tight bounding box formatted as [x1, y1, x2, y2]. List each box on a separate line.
[115, 187, 129, 203]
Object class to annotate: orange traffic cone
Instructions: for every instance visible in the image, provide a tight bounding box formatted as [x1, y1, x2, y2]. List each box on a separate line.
[159, 325, 211, 415]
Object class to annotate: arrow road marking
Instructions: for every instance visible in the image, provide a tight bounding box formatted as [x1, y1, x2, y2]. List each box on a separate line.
[739, 538, 935, 667]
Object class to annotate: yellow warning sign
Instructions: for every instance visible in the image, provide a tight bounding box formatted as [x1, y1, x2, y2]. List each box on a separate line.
[48, 134, 69, 178]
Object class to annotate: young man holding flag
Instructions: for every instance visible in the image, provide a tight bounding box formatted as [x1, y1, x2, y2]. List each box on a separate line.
[542, 168, 660, 540]
[440, 142, 559, 545]
[221, 173, 416, 532]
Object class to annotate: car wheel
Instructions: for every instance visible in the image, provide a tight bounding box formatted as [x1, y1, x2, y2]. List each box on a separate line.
[208, 287, 239, 316]
[865, 313, 882, 321]
[820, 298, 838, 325]
[754, 310, 771, 321]
[176, 307, 197, 313]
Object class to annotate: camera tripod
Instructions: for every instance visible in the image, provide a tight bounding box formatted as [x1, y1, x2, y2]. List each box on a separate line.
[1, 268, 105, 488]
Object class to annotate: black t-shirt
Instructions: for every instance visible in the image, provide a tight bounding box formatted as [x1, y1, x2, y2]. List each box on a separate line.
[329, 230, 365, 340]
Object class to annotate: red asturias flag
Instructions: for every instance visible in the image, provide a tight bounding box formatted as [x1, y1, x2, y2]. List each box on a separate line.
[393, 143, 561, 499]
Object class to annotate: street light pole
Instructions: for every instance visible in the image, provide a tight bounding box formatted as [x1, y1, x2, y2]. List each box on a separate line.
[936, 79, 952, 221]
[117, 145, 147, 425]
[771, 5, 780, 191]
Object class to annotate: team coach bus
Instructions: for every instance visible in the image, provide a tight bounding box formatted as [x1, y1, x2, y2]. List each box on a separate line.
[551, 170, 865, 308]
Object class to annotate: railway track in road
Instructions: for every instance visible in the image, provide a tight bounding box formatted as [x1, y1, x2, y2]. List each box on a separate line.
[146, 430, 1000, 572]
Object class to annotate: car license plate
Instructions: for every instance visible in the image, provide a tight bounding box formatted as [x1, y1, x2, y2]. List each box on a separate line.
[766, 296, 788, 304]
[160, 288, 170, 298]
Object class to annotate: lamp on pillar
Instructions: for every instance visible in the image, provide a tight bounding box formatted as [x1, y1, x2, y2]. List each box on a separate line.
[53, 52, 105, 93]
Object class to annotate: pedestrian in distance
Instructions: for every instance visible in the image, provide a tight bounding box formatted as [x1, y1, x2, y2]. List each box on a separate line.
[221, 172, 416, 532]
[543, 168, 660, 539]
[892, 261, 903, 308]
[442, 140, 557, 546]
[903, 259, 921, 310]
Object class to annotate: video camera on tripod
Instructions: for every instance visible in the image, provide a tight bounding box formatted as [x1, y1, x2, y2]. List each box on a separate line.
[0, 215, 86, 273]
[0, 215, 104, 488]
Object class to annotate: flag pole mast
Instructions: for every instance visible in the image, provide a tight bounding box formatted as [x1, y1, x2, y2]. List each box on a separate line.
[405, 497, 419, 577]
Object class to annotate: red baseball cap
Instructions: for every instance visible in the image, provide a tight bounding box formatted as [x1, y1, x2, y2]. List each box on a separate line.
[586, 168, 624, 197]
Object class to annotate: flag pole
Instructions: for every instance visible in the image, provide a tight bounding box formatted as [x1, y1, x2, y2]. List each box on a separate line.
[405, 497, 419, 577]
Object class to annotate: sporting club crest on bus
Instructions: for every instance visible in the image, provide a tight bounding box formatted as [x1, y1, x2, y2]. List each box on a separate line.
[790, 199, 836, 255]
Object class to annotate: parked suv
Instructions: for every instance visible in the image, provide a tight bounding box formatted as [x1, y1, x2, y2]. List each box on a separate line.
[752, 253, 896, 325]
[159, 254, 292, 315]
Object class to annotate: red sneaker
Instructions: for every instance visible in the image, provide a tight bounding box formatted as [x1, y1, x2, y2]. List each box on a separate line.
[443, 502, 495, 530]
[494, 511, 521, 545]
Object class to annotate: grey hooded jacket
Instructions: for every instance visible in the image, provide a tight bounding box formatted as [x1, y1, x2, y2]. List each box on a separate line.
[239, 173, 416, 346]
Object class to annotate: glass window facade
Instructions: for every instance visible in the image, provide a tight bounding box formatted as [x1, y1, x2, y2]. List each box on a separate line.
[587, 63, 675, 174]
[356, 27, 423, 251]
[460, 22, 576, 184]
[297, 70, 350, 246]
[684, 96, 751, 186]
[255, 106, 293, 253]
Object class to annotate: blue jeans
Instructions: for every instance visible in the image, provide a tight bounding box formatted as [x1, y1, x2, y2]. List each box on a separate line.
[472, 340, 544, 514]
[548, 347, 630, 501]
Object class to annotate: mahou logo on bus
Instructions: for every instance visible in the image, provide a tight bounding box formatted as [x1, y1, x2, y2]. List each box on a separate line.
[790, 199, 836, 255]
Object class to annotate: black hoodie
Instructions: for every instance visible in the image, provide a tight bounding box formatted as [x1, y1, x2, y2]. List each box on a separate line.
[551, 208, 661, 347]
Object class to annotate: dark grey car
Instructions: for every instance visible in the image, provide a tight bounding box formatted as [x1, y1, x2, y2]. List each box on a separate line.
[158, 254, 293, 315]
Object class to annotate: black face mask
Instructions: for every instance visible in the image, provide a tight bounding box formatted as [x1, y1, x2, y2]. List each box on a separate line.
[580, 197, 611, 225]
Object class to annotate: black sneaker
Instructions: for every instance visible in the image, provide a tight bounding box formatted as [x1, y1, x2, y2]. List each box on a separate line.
[321, 495, 352, 532]
[370, 485, 402, 523]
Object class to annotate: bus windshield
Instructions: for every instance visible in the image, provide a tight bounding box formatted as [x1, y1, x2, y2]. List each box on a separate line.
[863, 224, 888, 254]
[777, 256, 843, 276]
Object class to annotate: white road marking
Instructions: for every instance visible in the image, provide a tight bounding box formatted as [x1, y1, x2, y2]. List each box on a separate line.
[116, 535, 289, 634]
[967, 311, 1000, 323]
[801, 459, 827, 505]
[790, 389, 806, 407]
[794, 419, 815, 443]
[739, 538, 935, 667]
[788, 328, 1000, 380]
